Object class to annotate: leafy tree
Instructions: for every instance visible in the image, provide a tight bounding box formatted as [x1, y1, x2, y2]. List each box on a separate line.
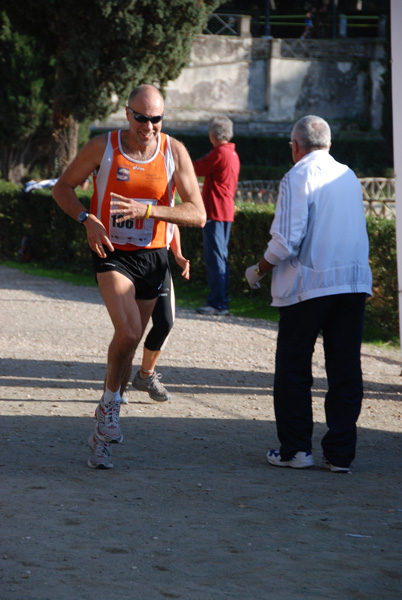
[3, 0, 221, 176]
[0, 12, 52, 182]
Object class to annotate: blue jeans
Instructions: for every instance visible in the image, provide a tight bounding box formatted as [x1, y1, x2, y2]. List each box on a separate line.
[202, 220, 231, 311]
[274, 293, 367, 467]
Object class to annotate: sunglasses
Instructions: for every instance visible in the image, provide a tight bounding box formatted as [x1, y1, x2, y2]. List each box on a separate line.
[127, 106, 163, 124]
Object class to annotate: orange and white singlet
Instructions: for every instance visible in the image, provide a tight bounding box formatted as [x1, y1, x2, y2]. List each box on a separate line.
[90, 130, 175, 251]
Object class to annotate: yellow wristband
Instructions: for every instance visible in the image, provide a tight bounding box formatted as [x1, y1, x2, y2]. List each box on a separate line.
[144, 204, 152, 220]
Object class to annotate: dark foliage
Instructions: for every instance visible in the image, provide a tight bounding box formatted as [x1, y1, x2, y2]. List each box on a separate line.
[0, 181, 397, 341]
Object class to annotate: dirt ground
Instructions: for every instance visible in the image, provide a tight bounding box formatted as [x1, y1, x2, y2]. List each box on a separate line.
[0, 264, 402, 600]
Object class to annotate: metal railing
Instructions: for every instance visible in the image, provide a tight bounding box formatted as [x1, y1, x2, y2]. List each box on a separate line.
[203, 14, 241, 36]
[235, 178, 396, 218]
[204, 13, 387, 39]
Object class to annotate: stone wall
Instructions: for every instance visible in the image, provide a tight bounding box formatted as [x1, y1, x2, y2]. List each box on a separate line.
[102, 34, 387, 137]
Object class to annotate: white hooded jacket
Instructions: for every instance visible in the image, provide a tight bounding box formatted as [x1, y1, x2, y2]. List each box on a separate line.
[264, 150, 372, 307]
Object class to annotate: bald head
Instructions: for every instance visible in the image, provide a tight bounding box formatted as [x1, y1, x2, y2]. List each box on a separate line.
[128, 85, 164, 106]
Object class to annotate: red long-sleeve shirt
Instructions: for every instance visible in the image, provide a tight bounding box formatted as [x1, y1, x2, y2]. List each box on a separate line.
[193, 142, 240, 222]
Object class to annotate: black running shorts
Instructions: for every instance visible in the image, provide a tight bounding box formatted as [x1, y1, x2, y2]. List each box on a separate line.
[91, 246, 168, 300]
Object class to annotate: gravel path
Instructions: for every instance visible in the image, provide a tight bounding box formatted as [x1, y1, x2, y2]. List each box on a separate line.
[1, 264, 402, 599]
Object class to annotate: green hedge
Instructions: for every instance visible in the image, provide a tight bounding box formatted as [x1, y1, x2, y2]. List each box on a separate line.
[179, 207, 398, 342]
[0, 182, 92, 272]
[365, 216, 398, 341]
[0, 182, 398, 342]
[178, 202, 276, 292]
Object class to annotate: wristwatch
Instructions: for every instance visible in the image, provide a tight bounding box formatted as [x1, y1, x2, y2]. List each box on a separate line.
[78, 211, 90, 224]
[255, 265, 265, 277]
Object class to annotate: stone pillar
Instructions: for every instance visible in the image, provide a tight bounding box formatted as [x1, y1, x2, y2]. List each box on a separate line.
[239, 15, 251, 38]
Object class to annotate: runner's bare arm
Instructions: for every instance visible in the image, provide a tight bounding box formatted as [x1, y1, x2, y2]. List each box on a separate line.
[52, 135, 114, 257]
[110, 139, 206, 228]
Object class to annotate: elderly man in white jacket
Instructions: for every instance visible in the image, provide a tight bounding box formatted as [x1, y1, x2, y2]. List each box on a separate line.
[246, 115, 372, 473]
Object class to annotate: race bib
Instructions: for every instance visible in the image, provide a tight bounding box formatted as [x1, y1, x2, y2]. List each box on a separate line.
[109, 199, 157, 247]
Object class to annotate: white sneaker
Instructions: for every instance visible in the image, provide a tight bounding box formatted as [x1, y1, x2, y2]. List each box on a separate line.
[94, 395, 123, 443]
[267, 449, 315, 469]
[87, 433, 113, 469]
[321, 457, 350, 473]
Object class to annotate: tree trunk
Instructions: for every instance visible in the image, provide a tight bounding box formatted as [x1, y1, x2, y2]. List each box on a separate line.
[52, 113, 79, 175]
[1, 142, 33, 184]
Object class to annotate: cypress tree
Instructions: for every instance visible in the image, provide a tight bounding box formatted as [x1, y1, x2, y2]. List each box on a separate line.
[3, 0, 221, 175]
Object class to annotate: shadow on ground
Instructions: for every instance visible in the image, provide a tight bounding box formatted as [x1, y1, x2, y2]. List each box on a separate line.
[1, 414, 401, 600]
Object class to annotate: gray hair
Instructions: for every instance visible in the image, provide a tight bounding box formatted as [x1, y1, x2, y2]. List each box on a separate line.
[208, 115, 234, 142]
[291, 115, 331, 150]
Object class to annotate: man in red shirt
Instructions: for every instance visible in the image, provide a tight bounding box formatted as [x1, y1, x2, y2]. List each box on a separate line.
[193, 115, 240, 315]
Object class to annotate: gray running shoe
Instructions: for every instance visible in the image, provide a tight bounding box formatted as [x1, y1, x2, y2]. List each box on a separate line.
[132, 370, 171, 402]
[94, 396, 123, 443]
[87, 433, 113, 469]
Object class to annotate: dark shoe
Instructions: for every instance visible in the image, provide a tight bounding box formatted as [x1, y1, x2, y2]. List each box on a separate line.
[197, 306, 230, 316]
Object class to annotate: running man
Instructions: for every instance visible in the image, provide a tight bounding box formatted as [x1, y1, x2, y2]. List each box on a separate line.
[52, 84, 206, 469]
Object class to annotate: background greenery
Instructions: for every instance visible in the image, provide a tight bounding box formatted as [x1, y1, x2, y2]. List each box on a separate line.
[175, 134, 394, 180]
[1, 0, 221, 180]
[0, 0, 393, 183]
[0, 181, 398, 345]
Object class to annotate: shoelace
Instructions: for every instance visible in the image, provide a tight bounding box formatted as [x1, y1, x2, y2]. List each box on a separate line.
[95, 438, 111, 459]
[90, 435, 111, 459]
[104, 401, 120, 427]
[148, 372, 166, 393]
